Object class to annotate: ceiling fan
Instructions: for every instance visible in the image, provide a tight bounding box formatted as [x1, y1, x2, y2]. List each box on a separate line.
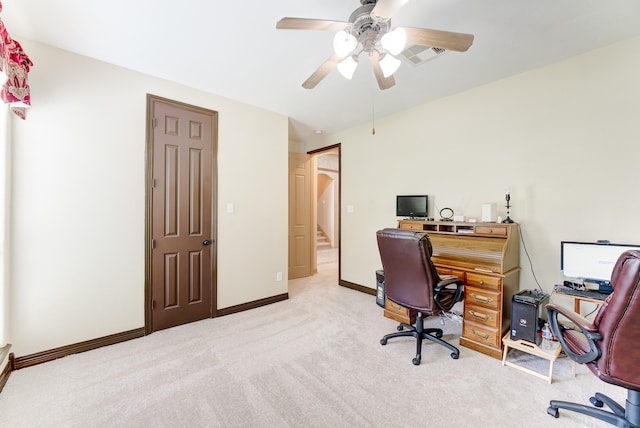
[276, 0, 474, 90]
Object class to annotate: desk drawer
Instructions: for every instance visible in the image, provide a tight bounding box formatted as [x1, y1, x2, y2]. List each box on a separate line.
[399, 222, 423, 231]
[466, 273, 501, 290]
[385, 298, 410, 315]
[436, 267, 465, 281]
[464, 304, 500, 329]
[383, 298, 416, 325]
[465, 286, 501, 310]
[463, 321, 501, 348]
[475, 226, 507, 236]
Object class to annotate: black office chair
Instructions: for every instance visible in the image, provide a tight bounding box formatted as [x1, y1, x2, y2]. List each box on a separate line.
[377, 228, 464, 365]
[546, 250, 640, 427]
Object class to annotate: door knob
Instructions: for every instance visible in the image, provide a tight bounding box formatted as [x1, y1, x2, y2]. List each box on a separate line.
[203, 240, 211, 246]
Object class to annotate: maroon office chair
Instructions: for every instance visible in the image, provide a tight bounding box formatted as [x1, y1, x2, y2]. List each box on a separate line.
[377, 228, 464, 365]
[546, 250, 640, 427]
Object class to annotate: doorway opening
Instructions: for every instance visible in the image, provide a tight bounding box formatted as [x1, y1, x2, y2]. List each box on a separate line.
[308, 144, 340, 279]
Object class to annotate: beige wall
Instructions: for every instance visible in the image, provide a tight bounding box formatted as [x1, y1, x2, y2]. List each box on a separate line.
[9, 40, 288, 356]
[310, 36, 640, 295]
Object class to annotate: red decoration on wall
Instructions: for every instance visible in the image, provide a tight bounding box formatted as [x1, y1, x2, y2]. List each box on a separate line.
[0, 1, 33, 119]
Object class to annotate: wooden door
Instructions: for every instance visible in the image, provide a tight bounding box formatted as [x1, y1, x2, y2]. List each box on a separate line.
[289, 152, 311, 279]
[149, 98, 216, 332]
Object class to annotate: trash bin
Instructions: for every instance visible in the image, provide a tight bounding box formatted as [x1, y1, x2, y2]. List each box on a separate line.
[376, 270, 385, 308]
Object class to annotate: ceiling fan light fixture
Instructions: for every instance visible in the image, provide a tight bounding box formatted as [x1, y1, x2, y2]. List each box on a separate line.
[333, 30, 357, 57]
[276, 1, 474, 90]
[337, 55, 359, 79]
[381, 27, 407, 55]
[379, 54, 401, 78]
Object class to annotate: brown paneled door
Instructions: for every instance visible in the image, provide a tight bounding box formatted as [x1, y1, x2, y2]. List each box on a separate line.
[150, 98, 216, 332]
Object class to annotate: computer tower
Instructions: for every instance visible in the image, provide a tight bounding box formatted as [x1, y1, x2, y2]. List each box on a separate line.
[376, 270, 385, 308]
[510, 290, 550, 345]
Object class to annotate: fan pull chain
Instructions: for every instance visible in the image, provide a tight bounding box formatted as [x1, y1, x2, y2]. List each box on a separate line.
[371, 86, 376, 135]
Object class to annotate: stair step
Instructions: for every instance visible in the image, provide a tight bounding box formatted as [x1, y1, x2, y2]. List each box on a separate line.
[316, 226, 331, 249]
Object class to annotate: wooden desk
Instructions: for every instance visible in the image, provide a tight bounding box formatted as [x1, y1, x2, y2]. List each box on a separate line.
[389, 220, 520, 360]
[502, 334, 565, 383]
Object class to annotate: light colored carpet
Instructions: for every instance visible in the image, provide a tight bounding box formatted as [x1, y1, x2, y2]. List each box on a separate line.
[0, 257, 624, 427]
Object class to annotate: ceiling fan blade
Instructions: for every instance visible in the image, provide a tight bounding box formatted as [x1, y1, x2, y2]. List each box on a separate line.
[402, 27, 474, 52]
[372, 0, 411, 20]
[369, 54, 396, 90]
[302, 54, 346, 89]
[276, 17, 348, 32]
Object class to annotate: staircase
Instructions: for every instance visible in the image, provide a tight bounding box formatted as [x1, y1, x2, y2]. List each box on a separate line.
[316, 226, 331, 251]
[316, 226, 337, 267]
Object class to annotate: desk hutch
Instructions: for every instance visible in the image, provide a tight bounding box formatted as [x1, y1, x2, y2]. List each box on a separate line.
[386, 220, 521, 359]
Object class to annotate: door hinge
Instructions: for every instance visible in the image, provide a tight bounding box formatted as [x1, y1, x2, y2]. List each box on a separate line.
[152, 178, 157, 188]
[152, 300, 156, 310]
[152, 117, 157, 128]
[151, 239, 156, 249]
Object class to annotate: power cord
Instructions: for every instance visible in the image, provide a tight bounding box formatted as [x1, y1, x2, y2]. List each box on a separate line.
[583, 304, 599, 318]
[519, 227, 544, 293]
[518, 227, 573, 310]
[439, 309, 463, 325]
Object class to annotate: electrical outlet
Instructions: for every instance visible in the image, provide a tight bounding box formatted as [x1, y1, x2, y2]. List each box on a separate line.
[276, 271, 283, 281]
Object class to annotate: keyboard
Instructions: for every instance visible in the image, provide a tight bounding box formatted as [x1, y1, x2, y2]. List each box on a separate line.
[553, 284, 608, 301]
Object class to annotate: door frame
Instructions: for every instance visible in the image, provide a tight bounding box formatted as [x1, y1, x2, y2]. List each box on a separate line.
[308, 144, 341, 280]
[144, 94, 218, 334]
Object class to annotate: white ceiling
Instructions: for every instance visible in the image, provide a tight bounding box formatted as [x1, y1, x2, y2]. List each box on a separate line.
[4, 0, 640, 143]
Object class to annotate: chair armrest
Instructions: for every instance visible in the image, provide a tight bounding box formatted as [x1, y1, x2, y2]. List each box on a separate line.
[434, 276, 464, 312]
[547, 303, 602, 364]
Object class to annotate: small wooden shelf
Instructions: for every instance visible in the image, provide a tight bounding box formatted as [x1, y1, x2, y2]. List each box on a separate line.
[501, 334, 566, 384]
[400, 220, 511, 237]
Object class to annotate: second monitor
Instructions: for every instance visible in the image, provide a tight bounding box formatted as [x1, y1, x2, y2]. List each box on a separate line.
[396, 195, 428, 219]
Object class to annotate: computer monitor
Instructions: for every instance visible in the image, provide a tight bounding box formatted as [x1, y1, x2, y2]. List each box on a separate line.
[396, 195, 428, 218]
[561, 241, 640, 285]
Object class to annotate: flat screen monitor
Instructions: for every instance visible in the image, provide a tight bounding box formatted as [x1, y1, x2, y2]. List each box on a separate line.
[396, 195, 428, 218]
[561, 241, 640, 284]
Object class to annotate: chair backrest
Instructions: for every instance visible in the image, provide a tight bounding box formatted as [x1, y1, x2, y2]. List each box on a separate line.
[376, 228, 441, 314]
[592, 250, 640, 390]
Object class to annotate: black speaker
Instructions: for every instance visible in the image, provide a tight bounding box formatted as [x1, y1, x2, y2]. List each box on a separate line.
[510, 290, 550, 345]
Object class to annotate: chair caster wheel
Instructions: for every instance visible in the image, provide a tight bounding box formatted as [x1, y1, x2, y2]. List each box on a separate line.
[450, 352, 459, 359]
[397, 325, 404, 331]
[435, 331, 443, 338]
[380, 338, 387, 346]
[590, 397, 604, 408]
[547, 407, 559, 418]
[412, 357, 421, 365]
